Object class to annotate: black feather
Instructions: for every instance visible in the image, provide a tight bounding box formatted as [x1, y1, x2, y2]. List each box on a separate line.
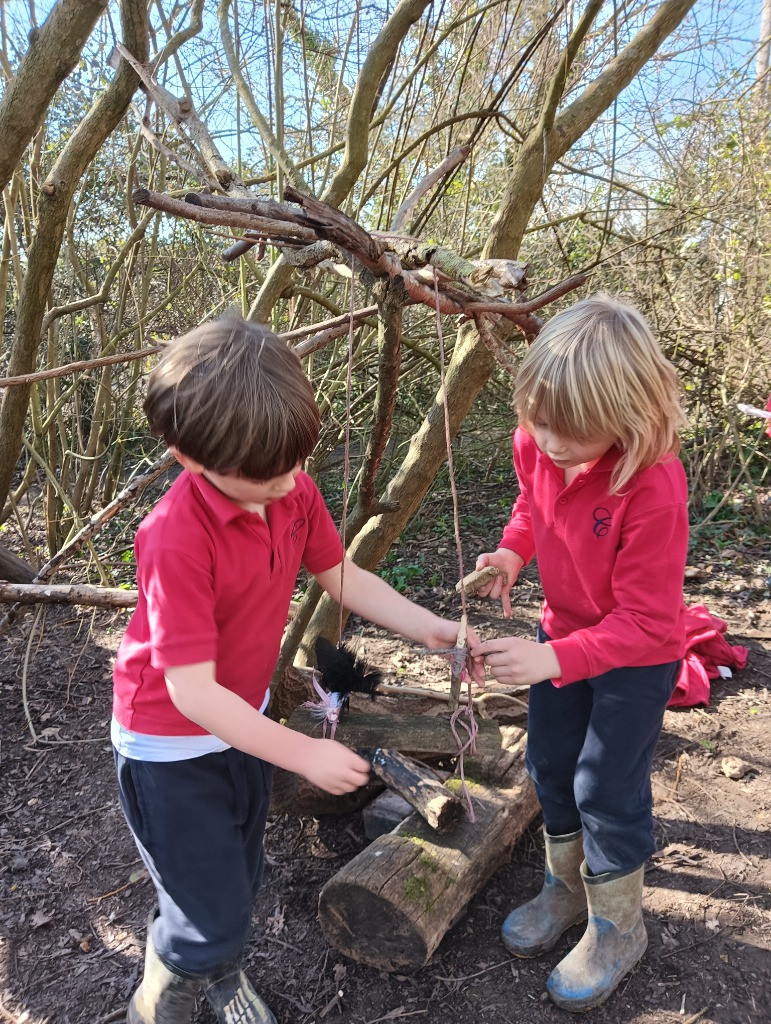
[314, 636, 382, 700]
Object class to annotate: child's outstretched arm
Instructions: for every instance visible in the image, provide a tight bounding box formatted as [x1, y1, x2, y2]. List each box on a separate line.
[165, 662, 371, 794]
[314, 557, 485, 685]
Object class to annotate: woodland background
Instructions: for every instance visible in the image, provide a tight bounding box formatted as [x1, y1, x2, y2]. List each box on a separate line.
[0, 0, 768, 629]
[0, 2, 770, 1023]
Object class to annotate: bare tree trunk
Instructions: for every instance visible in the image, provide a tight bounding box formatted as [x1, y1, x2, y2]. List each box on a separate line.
[0, 0, 149, 517]
[0, 0, 108, 192]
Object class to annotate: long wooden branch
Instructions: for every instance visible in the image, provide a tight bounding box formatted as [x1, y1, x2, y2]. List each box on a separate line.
[358, 282, 404, 513]
[133, 188, 317, 243]
[132, 183, 581, 339]
[0, 346, 162, 389]
[0, 583, 138, 608]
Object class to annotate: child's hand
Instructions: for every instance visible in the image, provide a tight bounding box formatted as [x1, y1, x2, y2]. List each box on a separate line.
[423, 618, 486, 685]
[475, 549, 525, 619]
[469, 636, 561, 686]
[301, 740, 371, 795]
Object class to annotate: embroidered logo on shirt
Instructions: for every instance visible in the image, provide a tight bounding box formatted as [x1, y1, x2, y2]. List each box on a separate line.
[290, 517, 306, 543]
[592, 507, 612, 538]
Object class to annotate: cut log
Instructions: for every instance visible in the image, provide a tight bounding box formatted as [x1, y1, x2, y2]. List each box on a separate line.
[366, 749, 464, 832]
[284, 708, 503, 757]
[0, 545, 36, 584]
[317, 726, 539, 972]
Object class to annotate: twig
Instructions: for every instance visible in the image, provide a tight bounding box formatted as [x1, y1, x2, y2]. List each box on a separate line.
[436, 958, 514, 982]
[732, 825, 754, 867]
[0, 346, 162, 388]
[455, 566, 501, 595]
[88, 871, 149, 904]
[377, 682, 528, 710]
[21, 606, 43, 742]
[682, 1008, 709, 1024]
[669, 750, 687, 798]
[364, 1011, 428, 1024]
[93, 1011, 129, 1024]
[0, 1000, 26, 1024]
[660, 929, 731, 960]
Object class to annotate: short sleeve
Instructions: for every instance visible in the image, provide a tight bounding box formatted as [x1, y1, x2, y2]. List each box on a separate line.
[142, 546, 219, 669]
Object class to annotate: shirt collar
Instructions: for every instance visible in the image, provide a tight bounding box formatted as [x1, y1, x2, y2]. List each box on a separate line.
[188, 470, 302, 526]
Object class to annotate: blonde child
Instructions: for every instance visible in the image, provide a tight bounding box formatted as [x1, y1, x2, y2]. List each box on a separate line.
[470, 294, 688, 1011]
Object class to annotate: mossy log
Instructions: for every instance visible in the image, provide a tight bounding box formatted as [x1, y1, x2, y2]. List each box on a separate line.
[317, 726, 539, 971]
[283, 708, 504, 757]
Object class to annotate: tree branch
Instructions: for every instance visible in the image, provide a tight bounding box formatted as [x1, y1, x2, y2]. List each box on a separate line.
[0, 0, 108, 192]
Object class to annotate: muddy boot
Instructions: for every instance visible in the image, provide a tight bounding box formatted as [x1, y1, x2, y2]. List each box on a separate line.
[547, 861, 648, 1012]
[502, 829, 587, 957]
[127, 915, 198, 1024]
[204, 963, 277, 1024]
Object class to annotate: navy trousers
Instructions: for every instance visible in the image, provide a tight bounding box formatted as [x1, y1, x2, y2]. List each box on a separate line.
[526, 629, 678, 876]
[114, 747, 273, 975]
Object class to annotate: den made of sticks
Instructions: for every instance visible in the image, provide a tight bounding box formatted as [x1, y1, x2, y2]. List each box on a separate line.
[1, 3, 770, 1024]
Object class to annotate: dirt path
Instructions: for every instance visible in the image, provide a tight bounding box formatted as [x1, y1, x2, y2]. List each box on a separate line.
[1, 537, 769, 1024]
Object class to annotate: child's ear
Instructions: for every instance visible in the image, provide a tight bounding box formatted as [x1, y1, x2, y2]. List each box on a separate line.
[170, 446, 205, 475]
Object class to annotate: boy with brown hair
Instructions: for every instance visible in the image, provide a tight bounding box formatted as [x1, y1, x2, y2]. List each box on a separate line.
[113, 317, 478, 1024]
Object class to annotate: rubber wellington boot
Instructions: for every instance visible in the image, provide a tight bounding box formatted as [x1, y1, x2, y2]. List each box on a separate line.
[204, 964, 277, 1024]
[501, 829, 587, 957]
[127, 916, 198, 1024]
[547, 861, 648, 1012]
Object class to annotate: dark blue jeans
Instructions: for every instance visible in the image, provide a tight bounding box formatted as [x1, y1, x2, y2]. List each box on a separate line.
[526, 628, 678, 876]
[114, 746, 273, 975]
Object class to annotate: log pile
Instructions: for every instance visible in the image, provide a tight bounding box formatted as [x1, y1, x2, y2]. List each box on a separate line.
[317, 725, 539, 971]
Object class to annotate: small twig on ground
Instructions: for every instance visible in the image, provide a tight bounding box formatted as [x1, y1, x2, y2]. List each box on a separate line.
[0, 998, 26, 1024]
[669, 750, 687, 798]
[732, 825, 754, 867]
[93, 1011, 128, 1024]
[364, 1010, 428, 1024]
[682, 1008, 709, 1024]
[660, 929, 732, 960]
[88, 871, 149, 904]
[434, 958, 514, 982]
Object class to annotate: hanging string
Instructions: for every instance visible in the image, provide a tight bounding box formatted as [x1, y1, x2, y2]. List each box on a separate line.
[431, 268, 478, 820]
[337, 252, 356, 646]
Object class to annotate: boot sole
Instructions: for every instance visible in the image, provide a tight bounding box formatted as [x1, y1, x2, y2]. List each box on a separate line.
[502, 909, 588, 958]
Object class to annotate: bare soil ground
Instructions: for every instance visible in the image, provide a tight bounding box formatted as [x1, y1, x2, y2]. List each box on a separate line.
[1, 490, 769, 1024]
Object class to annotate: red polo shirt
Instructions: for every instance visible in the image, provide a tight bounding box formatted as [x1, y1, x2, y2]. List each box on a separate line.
[113, 469, 343, 734]
[499, 428, 688, 685]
